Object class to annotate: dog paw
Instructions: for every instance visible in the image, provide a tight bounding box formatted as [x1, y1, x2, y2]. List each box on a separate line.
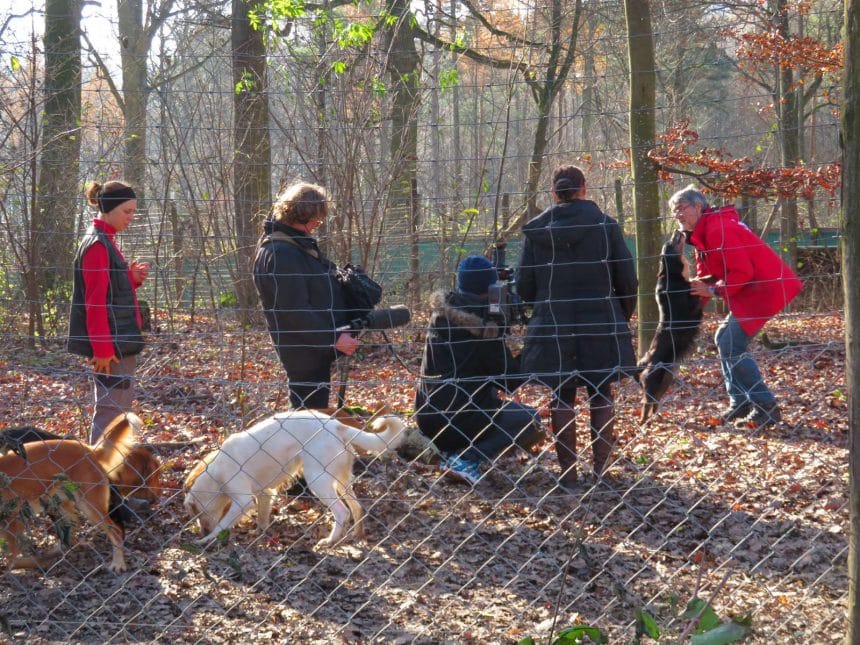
[315, 533, 349, 548]
[107, 559, 128, 573]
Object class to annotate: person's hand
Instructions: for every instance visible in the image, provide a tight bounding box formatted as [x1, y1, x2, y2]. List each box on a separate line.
[130, 260, 150, 286]
[689, 278, 714, 298]
[92, 355, 119, 374]
[335, 332, 360, 356]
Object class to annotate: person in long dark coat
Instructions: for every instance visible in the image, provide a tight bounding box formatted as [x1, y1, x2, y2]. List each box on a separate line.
[516, 165, 637, 486]
[253, 182, 360, 409]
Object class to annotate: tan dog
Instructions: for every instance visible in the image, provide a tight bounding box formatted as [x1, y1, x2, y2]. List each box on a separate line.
[0, 414, 139, 572]
[0, 425, 163, 507]
[109, 444, 162, 504]
[183, 409, 405, 546]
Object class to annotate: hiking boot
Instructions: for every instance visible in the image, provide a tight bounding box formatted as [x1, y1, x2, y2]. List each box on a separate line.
[719, 401, 753, 424]
[441, 454, 482, 486]
[551, 408, 578, 488]
[735, 403, 782, 430]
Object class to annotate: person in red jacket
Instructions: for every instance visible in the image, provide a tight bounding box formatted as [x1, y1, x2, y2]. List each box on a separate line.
[668, 184, 802, 429]
[68, 180, 149, 442]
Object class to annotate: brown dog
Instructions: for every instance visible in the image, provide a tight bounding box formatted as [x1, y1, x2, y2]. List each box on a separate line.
[0, 426, 163, 509]
[0, 414, 139, 572]
[108, 444, 162, 504]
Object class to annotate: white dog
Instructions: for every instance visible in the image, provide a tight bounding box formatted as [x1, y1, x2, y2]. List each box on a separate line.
[183, 409, 405, 546]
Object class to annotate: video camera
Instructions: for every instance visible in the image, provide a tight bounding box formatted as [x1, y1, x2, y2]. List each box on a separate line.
[338, 305, 411, 333]
[487, 242, 528, 328]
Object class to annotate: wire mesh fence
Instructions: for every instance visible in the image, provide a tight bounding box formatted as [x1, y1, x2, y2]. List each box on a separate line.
[0, 0, 849, 641]
[0, 297, 848, 642]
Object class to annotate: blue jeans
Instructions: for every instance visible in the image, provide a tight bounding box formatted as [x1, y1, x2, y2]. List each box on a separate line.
[715, 314, 775, 408]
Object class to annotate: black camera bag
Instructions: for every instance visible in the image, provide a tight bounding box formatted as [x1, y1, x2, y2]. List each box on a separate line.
[337, 264, 382, 318]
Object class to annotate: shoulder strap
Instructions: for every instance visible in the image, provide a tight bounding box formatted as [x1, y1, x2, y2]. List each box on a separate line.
[260, 230, 320, 259]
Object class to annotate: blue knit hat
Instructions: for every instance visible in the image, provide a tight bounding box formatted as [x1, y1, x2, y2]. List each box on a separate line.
[457, 255, 498, 295]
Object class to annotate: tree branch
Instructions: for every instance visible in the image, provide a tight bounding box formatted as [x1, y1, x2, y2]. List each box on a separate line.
[456, 0, 545, 49]
[82, 32, 125, 112]
[410, 26, 542, 97]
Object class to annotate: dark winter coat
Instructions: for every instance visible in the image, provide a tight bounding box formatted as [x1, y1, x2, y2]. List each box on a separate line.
[415, 290, 524, 449]
[253, 220, 350, 377]
[516, 199, 638, 388]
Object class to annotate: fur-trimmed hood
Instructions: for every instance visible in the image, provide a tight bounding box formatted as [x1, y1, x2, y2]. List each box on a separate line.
[428, 290, 500, 339]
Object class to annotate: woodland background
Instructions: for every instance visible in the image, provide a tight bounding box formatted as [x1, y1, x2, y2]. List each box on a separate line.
[0, 0, 851, 643]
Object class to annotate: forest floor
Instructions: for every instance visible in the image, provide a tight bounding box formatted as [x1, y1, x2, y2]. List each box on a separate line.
[0, 309, 848, 643]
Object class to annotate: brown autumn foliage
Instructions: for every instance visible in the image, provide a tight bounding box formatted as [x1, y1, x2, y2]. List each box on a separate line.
[0, 306, 847, 642]
[647, 119, 841, 199]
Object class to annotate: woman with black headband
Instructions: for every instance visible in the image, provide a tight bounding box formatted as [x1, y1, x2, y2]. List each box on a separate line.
[68, 180, 150, 442]
[516, 165, 637, 488]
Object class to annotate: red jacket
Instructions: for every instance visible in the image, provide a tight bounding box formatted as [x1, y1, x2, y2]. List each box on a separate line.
[689, 205, 802, 336]
[81, 219, 143, 358]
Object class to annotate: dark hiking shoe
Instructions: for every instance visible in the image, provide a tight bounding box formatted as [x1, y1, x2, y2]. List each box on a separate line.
[719, 401, 753, 424]
[557, 468, 579, 492]
[735, 403, 782, 430]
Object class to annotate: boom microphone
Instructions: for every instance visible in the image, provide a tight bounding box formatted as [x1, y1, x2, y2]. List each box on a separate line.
[340, 305, 411, 332]
[362, 305, 411, 329]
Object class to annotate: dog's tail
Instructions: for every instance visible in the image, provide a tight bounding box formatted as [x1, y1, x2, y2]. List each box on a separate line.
[93, 413, 140, 475]
[340, 416, 406, 455]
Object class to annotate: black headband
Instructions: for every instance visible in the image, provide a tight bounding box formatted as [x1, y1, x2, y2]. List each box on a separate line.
[97, 186, 137, 214]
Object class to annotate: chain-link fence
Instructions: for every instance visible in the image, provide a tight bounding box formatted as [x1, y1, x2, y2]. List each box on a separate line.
[0, 0, 849, 641]
[0, 297, 847, 642]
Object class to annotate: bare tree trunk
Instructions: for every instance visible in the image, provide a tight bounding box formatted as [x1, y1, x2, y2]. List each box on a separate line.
[383, 0, 421, 235]
[614, 178, 624, 231]
[448, 0, 462, 282]
[504, 0, 584, 233]
[524, 95, 553, 218]
[450, 0, 462, 219]
[314, 12, 329, 187]
[431, 5, 444, 288]
[35, 0, 81, 323]
[25, 39, 42, 345]
[741, 193, 757, 231]
[232, 0, 271, 318]
[118, 0, 149, 201]
[842, 4, 860, 643]
[580, 15, 597, 147]
[774, 0, 800, 269]
[410, 177, 420, 308]
[624, 0, 659, 355]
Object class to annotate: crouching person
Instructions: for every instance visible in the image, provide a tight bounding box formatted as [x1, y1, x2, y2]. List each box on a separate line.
[415, 255, 543, 486]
